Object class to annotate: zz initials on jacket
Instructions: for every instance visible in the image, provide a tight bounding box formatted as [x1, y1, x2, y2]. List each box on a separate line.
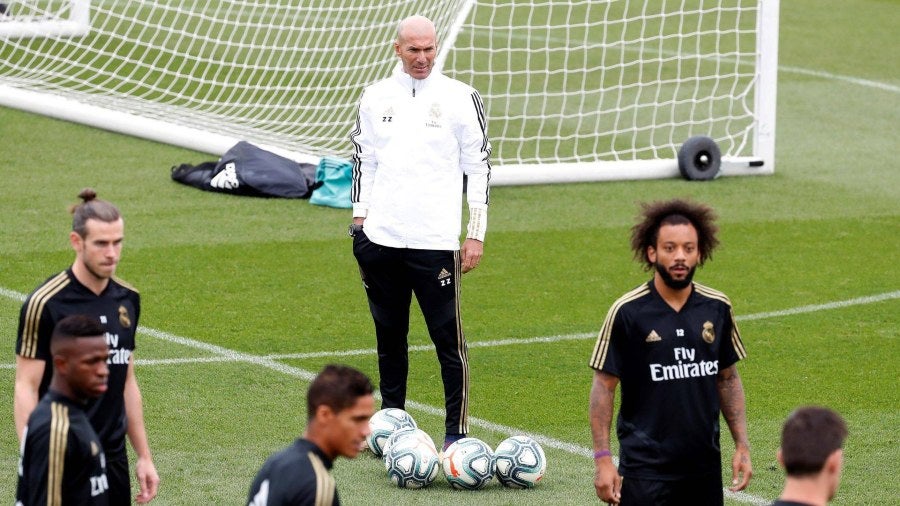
[382, 116, 392, 122]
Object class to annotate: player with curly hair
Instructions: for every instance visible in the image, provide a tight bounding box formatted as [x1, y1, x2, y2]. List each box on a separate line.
[589, 198, 751, 505]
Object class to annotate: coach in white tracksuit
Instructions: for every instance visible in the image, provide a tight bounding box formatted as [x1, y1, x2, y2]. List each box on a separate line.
[349, 14, 491, 450]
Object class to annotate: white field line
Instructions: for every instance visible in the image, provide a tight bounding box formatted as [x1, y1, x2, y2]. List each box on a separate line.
[778, 65, 900, 94]
[259, 290, 900, 361]
[3, 287, 898, 505]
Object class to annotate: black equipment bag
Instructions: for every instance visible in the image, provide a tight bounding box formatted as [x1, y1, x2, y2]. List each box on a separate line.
[171, 141, 320, 198]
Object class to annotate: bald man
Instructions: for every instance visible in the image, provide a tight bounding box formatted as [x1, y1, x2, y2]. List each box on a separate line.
[349, 15, 492, 450]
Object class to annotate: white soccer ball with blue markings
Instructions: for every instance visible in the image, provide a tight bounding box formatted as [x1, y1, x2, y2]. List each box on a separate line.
[383, 428, 436, 471]
[441, 437, 495, 490]
[384, 430, 441, 488]
[493, 435, 547, 488]
[366, 408, 417, 458]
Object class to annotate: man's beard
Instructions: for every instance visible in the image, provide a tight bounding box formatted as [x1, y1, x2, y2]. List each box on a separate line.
[84, 256, 115, 281]
[655, 262, 695, 290]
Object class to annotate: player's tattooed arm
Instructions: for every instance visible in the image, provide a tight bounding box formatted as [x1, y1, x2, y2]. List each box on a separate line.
[717, 365, 749, 446]
[717, 364, 752, 491]
[589, 371, 618, 450]
[590, 371, 622, 503]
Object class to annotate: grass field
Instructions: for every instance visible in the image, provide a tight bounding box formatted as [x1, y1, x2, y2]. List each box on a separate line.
[1, 0, 898, 504]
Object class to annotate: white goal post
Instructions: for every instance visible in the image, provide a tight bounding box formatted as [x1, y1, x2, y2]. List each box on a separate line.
[0, 0, 89, 38]
[0, 0, 779, 185]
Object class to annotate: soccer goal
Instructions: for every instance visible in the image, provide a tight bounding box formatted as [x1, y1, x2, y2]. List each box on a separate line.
[0, 0, 779, 184]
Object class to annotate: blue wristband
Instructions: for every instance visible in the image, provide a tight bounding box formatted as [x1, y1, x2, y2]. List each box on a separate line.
[593, 450, 612, 459]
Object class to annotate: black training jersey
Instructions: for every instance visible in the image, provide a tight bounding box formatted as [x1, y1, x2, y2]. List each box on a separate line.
[589, 281, 746, 479]
[247, 438, 339, 506]
[17, 391, 110, 505]
[17, 269, 140, 459]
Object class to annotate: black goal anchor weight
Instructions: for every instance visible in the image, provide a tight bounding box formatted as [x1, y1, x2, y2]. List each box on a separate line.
[677, 136, 722, 181]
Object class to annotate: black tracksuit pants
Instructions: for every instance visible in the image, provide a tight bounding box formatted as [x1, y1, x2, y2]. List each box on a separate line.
[353, 232, 469, 436]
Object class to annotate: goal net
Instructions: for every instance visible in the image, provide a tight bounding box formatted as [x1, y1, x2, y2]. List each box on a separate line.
[0, 0, 778, 184]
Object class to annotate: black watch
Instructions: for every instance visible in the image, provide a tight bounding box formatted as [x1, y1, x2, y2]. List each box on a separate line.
[348, 223, 364, 237]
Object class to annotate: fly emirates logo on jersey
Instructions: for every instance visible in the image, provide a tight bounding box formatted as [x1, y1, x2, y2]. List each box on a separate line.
[104, 332, 132, 365]
[649, 346, 718, 382]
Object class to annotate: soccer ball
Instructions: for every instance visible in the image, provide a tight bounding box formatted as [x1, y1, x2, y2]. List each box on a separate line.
[493, 435, 547, 488]
[383, 428, 436, 471]
[382, 427, 417, 468]
[441, 437, 495, 490]
[384, 430, 441, 488]
[366, 408, 417, 457]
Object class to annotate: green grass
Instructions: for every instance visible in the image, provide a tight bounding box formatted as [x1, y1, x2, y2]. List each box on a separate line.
[1, 0, 899, 504]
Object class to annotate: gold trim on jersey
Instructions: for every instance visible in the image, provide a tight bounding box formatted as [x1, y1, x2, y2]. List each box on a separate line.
[694, 283, 747, 359]
[20, 272, 70, 359]
[692, 283, 731, 304]
[589, 284, 650, 369]
[48, 401, 70, 506]
[111, 275, 139, 294]
[308, 451, 335, 506]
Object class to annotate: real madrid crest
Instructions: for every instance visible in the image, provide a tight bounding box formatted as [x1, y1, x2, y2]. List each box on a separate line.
[425, 102, 442, 128]
[118, 305, 132, 328]
[702, 321, 715, 344]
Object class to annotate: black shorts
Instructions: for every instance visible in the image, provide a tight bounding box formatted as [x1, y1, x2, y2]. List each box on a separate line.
[620, 473, 723, 506]
[106, 456, 132, 506]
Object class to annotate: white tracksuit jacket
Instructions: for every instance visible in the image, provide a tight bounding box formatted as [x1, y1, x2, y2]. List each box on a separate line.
[349, 65, 491, 251]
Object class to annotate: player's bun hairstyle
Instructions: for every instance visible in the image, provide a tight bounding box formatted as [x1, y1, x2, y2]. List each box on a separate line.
[50, 314, 107, 353]
[69, 188, 121, 237]
[306, 364, 374, 421]
[630, 198, 720, 271]
[780, 406, 848, 477]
